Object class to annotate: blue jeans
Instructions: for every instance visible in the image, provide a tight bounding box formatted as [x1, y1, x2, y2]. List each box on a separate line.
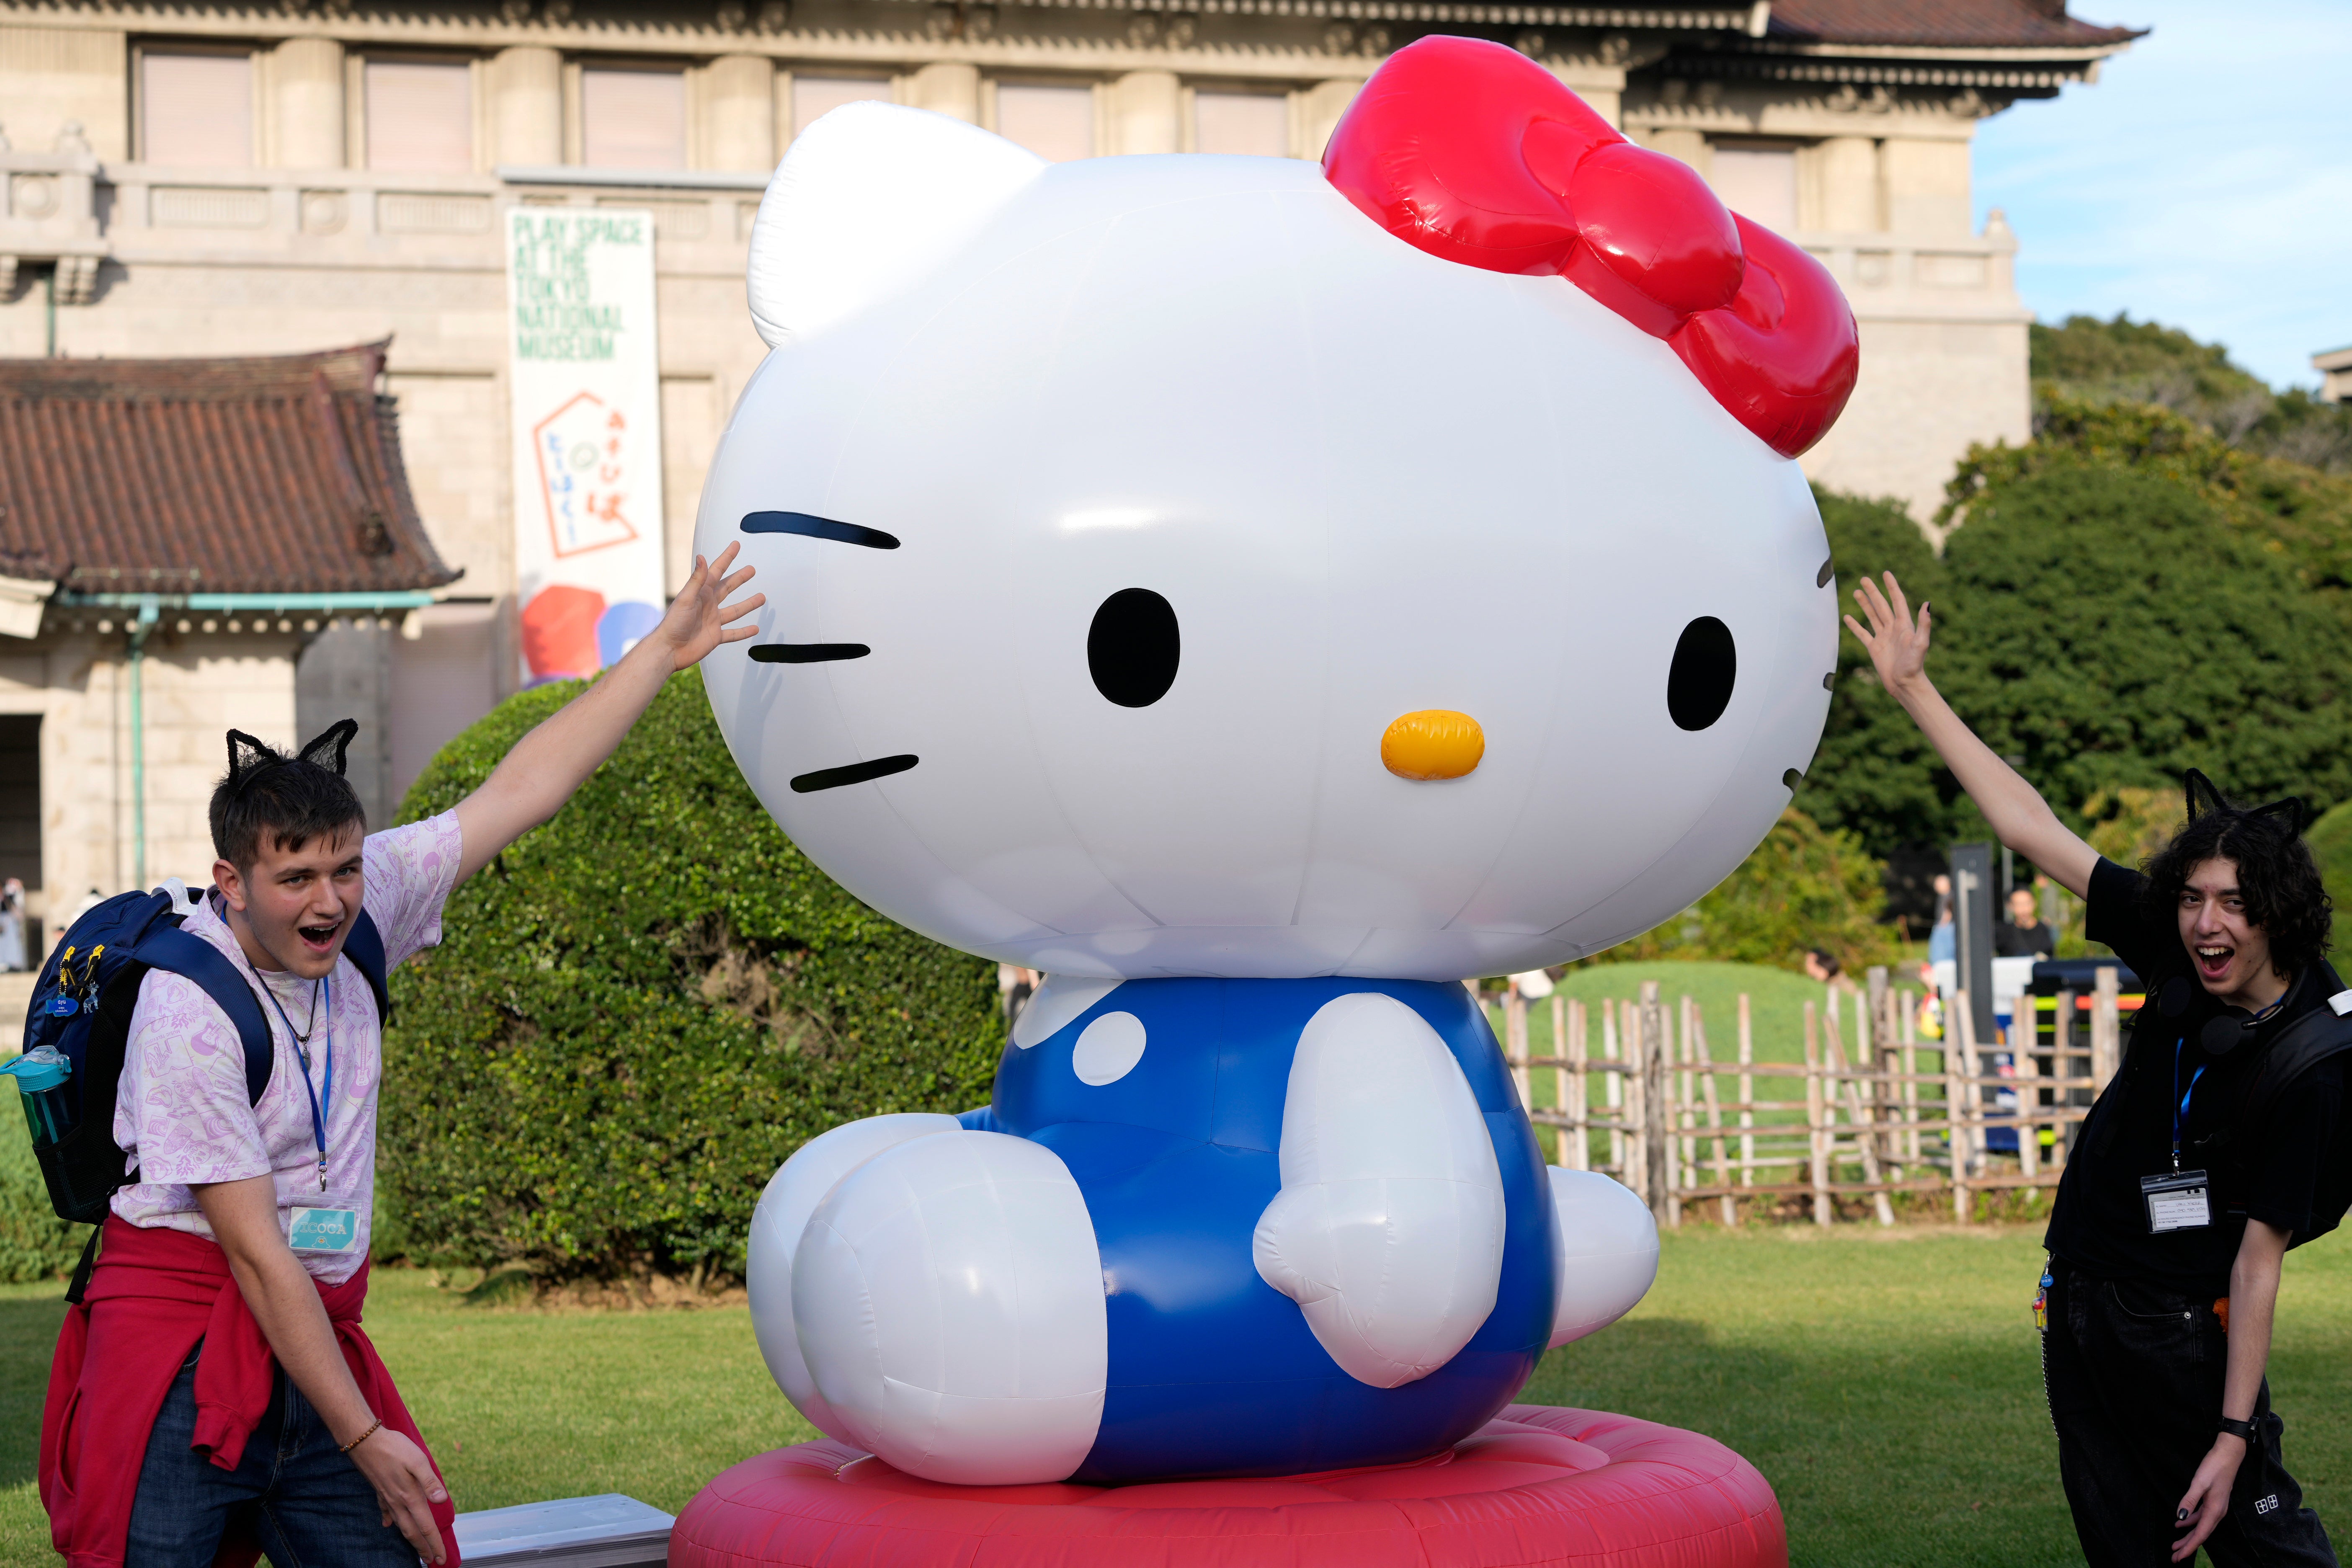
[125, 1340, 421, 1568]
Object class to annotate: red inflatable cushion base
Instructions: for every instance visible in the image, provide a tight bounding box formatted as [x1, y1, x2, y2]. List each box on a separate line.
[670, 1404, 1787, 1567]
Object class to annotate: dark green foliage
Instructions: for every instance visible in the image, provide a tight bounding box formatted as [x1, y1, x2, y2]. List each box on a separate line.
[376, 670, 1004, 1282]
[2031, 313, 2352, 474]
[0, 1093, 85, 1282]
[1935, 463, 2352, 826]
[1796, 489, 1948, 856]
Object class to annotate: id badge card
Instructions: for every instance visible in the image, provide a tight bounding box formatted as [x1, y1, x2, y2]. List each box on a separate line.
[288, 1205, 360, 1255]
[2142, 1171, 2212, 1234]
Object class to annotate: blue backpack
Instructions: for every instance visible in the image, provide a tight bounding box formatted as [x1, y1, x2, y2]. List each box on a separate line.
[18, 881, 389, 1299]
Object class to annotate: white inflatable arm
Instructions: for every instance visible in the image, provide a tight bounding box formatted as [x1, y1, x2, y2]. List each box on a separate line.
[745, 1112, 963, 1437]
[1545, 1166, 1659, 1348]
[1252, 992, 1506, 1387]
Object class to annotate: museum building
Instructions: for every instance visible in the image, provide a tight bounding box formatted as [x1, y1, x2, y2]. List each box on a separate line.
[0, 0, 2135, 947]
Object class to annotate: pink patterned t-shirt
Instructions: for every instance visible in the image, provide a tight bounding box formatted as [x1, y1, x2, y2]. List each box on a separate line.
[111, 810, 464, 1283]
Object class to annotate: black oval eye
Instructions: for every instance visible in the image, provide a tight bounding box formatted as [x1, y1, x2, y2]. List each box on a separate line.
[1088, 588, 1180, 708]
[1666, 616, 1737, 731]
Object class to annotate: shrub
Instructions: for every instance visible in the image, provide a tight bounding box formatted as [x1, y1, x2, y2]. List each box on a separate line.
[1585, 807, 1897, 977]
[0, 1091, 86, 1282]
[377, 670, 1004, 1283]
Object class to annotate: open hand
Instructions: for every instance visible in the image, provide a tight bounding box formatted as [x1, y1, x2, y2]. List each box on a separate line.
[1842, 572, 1931, 699]
[2172, 1436, 2244, 1561]
[350, 1425, 451, 1564]
[651, 542, 765, 670]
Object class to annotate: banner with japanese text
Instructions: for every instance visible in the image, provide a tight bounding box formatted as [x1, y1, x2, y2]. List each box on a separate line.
[505, 206, 667, 683]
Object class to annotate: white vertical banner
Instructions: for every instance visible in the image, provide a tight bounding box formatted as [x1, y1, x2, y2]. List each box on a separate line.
[505, 207, 667, 684]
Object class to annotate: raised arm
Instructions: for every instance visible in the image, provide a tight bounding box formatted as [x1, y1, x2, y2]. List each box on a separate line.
[1844, 572, 2097, 900]
[453, 544, 763, 884]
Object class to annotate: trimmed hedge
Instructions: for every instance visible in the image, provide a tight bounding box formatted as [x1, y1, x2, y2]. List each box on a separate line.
[377, 669, 1004, 1282]
[0, 1087, 86, 1282]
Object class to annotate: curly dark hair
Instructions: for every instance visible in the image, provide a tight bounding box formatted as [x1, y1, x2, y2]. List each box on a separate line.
[2140, 772, 2331, 980]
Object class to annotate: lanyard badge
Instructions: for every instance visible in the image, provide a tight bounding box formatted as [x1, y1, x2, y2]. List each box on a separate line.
[257, 972, 334, 1192]
[2146, 1037, 2213, 1233]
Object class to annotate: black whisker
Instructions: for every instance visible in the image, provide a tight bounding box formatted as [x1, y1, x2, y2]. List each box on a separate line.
[742, 512, 900, 549]
[750, 643, 870, 664]
[791, 755, 920, 793]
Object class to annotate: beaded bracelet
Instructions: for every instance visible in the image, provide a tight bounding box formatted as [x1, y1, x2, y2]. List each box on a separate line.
[339, 1418, 385, 1455]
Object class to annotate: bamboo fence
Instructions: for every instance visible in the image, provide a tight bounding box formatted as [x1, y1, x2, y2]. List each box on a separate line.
[1492, 964, 2128, 1226]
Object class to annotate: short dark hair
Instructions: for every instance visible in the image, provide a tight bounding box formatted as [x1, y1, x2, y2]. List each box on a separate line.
[210, 732, 366, 873]
[2141, 781, 2331, 980]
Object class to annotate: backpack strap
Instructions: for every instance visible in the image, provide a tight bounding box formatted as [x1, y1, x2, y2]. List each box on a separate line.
[2235, 992, 2352, 1133]
[342, 910, 392, 1030]
[131, 927, 276, 1106]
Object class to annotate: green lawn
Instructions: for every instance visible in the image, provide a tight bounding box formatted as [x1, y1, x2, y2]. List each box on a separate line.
[11, 1224, 2352, 1566]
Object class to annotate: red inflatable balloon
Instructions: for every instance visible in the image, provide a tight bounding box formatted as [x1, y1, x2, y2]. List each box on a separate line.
[1323, 36, 1857, 459]
[670, 1406, 1787, 1568]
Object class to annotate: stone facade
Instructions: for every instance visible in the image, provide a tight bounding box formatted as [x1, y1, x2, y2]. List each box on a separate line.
[0, 1, 2132, 944]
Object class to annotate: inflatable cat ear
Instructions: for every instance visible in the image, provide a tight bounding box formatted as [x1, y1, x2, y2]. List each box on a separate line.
[1323, 36, 1859, 458]
[745, 102, 1046, 347]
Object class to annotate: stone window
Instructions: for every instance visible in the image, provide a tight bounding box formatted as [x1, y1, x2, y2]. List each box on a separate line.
[140, 48, 253, 166]
[995, 84, 1094, 162]
[364, 59, 474, 172]
[1193, 91, 1288, 157]
[583, 64, 688, 168]
[1708, 141, 1799, 233]
[791, 75, 890, 141]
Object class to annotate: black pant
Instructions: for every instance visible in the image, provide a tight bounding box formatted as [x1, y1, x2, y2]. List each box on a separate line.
[2044, 1261, 2336, 1566]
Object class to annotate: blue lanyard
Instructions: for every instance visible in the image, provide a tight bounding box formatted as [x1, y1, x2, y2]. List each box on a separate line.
[257, 974, 333, 1191]
[2170, 1039, 2205, 1173]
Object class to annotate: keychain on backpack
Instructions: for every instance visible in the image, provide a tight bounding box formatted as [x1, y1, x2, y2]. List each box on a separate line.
[2033, 1263, 2053, 1333]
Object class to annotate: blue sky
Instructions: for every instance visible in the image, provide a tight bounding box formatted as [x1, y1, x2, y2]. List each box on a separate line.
[1971, 0, 2352, 391]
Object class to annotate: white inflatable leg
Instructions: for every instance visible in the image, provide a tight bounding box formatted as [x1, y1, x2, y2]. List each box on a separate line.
[1252, 991, 1506, 1388]
[1545, 1166, 1659, 1348]
[746, 1112, 962, 1439]
[793, 1130, 1108, 1484]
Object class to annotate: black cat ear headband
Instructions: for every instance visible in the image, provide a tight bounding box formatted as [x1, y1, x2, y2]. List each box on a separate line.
[2182, 767, 2307, 836]
[224, 718, 358, 797]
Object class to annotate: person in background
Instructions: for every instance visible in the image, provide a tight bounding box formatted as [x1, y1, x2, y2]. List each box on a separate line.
[1997, 884, 2060, 959]
[0, 877, 25, 972]
[1929, 874, 1957, 966]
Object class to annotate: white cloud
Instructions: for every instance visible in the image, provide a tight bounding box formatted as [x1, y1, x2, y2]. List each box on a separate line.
[1972, 0, 2352, 387]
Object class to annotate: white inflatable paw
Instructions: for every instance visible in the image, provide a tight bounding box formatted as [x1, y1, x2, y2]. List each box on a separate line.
[1252, 992, 1506, 1388]
[1545, 1166, 1659, 1347]
[793, 1129, 1108, 1483]
[747, 1112, 964, 1439]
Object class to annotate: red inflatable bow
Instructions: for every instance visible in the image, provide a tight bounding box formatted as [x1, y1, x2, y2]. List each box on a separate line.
[1323, 36, 1859, 459]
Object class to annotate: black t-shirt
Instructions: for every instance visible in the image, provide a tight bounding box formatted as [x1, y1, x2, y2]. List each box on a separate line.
[2043, 857, 2345, 1294]
[1995, 920, 2058, 959]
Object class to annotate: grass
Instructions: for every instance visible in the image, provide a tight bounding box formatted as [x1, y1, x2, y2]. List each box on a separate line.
[11, 1225, 2352, 1565]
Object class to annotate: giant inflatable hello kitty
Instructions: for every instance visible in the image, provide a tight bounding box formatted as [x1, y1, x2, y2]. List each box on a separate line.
[699, 36, 1856, 1489]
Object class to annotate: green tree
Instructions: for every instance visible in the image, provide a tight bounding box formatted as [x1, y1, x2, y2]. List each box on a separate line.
[1795, 488, 1947, 856]
[378, 670, 1003, 1284]
[1932, 462, 2352, 823]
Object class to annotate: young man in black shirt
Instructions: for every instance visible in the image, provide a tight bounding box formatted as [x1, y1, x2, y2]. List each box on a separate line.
[1850, 573, 2342, 1567]
[1996, 885, 2060, 959]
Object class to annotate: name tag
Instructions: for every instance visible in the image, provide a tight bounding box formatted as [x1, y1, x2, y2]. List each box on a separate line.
[2142, 1171, 2212, 1234]
[287, 1205, 360, 1254]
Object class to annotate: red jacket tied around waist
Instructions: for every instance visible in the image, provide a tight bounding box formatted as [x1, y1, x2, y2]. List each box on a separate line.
[39, 1215, 459, 1568]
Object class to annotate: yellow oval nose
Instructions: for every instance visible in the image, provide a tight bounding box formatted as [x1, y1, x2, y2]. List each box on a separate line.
[1381, 710, 1485, 781]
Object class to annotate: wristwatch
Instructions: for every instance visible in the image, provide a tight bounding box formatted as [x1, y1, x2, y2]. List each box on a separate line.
[2217, 1416, 2257, 1442]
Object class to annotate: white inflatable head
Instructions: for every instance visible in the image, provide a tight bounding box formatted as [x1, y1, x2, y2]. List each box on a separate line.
[697, 101, 1838, 983]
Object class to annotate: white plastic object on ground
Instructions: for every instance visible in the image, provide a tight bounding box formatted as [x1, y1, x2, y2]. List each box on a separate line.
[1253, 992, 1505, 1387]
[745, 1113, 962, 1439]
[792, 1130, 1109, 1483]
[1545, 1166, 1660, 1348]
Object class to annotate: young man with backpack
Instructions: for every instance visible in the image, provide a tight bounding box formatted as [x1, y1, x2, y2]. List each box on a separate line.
[36, 546, 761, 1567]
[1849, 573, 2344, 1566]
